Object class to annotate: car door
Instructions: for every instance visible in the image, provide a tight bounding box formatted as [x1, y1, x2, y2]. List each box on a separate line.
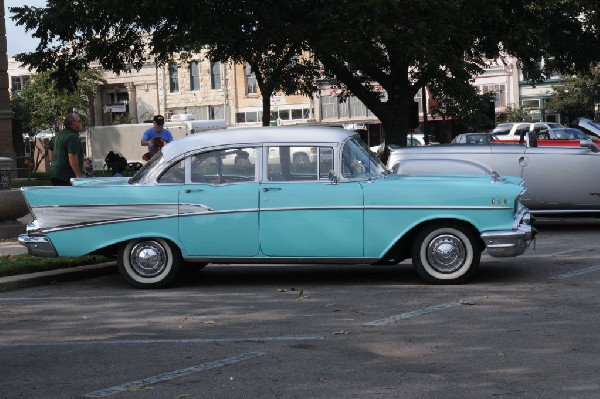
[177, 147, 260, 257]
[521, 146, 600, 209]
[259, 144, 364, 258]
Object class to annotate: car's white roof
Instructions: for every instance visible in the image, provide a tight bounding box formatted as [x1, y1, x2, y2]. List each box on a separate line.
[161, 126, 354, 160]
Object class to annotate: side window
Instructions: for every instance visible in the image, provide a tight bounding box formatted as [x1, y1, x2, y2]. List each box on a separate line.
[158, 158, 185, 184]
[190, 148, 256, 184]
[267, 146, 333, 181]
[514, 126, 530, 138]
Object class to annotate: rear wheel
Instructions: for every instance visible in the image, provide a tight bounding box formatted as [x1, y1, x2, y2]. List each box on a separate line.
[117, 238, 181, 288]
[411, 223, 480, 284]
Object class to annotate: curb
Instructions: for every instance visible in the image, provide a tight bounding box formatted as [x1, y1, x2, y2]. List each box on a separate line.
[0, 262, 118, 292]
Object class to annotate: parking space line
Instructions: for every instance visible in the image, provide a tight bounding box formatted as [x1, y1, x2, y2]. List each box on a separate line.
[553, 264, 600, 280]
[364, 298, 479, 326]
[0, 335, 324, 348]
[82, 352, 265, 398]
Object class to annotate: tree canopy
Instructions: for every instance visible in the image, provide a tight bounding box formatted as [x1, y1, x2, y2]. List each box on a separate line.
[546, 67, 600, 121]
[10, 68, 105, 135]
[10, 0, 600, 145]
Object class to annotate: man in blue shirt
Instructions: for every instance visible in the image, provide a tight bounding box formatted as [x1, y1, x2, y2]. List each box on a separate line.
[141, 115, 174, 160]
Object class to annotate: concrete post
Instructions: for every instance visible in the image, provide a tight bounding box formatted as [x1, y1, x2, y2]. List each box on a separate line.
[0, 0, 16, 160]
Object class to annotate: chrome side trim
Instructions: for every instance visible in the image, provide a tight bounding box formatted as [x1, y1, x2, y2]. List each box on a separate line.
[182, 257, 380, 264]
[31, 202, 513, 234]
[260, 205, 512, 212]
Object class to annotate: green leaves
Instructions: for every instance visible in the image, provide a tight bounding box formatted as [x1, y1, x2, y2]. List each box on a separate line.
[10, 69, 106, 135]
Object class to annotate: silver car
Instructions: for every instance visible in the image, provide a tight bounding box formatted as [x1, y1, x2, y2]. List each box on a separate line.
[387, 136, 600, 215]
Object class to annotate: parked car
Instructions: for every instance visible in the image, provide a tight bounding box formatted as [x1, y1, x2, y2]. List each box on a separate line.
[492, 122, 563, 141]
[451, 132, 498, 144]
[19, 127, 535, 288]
[387, 132, 600, 215]
[540, 127, 598, 142]
[488, 127, 600, 146]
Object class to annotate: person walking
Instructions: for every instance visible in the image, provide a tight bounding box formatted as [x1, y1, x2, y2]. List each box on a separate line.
[141, 115, 173, 160]
[48, 113, 85, 186]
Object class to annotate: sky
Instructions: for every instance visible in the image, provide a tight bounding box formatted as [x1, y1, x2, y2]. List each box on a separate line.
[4, 0, 47, 55]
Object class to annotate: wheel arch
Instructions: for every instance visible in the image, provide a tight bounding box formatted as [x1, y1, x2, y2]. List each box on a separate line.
[382, 218, 484, 263]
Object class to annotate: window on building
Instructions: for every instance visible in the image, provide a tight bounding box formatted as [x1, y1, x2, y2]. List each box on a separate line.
[209, 105, 224, 119]
[321, 95, 339, 119]
[349, 96, 368, 118]
[189, 61, 200, 91]
[169, 62, 179, 93]
[522, 99, 541, 108]
[279, 110, 290, 120]
[236, 111, 260, 123]
[11, 75, 30, 93]
[210, 61, 221, 89]
[291, 109, 306, 120]
[481, 84, 506, 108]
[245, 63, 258, 95]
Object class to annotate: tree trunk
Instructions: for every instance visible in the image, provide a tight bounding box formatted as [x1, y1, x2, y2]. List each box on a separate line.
[261, 91, 272, 126]
[374, 94, 412, 148]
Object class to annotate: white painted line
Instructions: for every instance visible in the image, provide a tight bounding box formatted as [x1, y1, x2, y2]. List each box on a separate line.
[364, 297, 479, 326]
[82, 352, 265, 398]
[553, 264, 600, 280]
[0, 335, 324, 348]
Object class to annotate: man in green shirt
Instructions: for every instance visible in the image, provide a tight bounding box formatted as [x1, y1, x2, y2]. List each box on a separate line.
[48, 113, 85, 186]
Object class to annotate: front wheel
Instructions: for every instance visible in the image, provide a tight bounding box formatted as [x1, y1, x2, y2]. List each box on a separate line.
[411, 223, 480, 284]
[117, 238, 181, 288]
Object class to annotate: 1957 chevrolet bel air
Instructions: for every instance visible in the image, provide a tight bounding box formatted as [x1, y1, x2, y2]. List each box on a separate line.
[387, 132, 600, 215]
[19, 127, 535, 288]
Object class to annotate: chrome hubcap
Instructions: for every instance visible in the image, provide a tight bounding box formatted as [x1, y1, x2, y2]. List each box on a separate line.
[130, 240, 168, 278]
[426, 234, 466, 274]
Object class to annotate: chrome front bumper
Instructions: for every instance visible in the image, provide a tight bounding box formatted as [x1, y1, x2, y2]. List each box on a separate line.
[481, 205, 537, 257]
[18, 234, 58, 257]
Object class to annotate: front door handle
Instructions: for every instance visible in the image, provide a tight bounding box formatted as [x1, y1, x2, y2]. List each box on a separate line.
[262, 187, 282, 192]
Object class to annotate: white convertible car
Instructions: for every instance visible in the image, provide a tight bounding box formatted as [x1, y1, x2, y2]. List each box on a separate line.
[387, 133, 600, 216]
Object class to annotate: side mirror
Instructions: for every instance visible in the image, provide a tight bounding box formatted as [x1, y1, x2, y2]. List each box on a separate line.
[328, 170, 338, 184]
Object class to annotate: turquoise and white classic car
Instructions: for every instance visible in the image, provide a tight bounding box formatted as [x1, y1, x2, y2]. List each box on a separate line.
[19, 127, 535, 288]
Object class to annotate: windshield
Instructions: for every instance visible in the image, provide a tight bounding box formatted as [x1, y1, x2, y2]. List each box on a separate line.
[128, 152, 167, 184]
[341, 136, 386, 179]
[551, 128, 587, 139]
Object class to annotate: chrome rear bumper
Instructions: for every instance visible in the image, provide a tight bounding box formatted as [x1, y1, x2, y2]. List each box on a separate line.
[18, 234, 58, 257]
